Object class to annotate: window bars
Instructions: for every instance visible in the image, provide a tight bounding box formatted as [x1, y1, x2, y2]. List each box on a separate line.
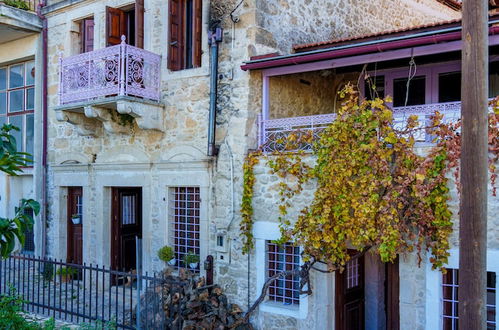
[266, 241, 300, 305]
[169, 187, 200, 271]
[346, 257, 360, 289]
[442, 268, 497, 330]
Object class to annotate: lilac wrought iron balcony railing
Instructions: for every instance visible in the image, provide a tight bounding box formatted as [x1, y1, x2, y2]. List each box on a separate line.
[59, 36, 161, 105]
[258, 101, 464, 153]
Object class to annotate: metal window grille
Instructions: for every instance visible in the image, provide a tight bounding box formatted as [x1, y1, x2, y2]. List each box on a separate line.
[169, 187, 200, 271]
[346, 258, 359, 289]
[442, 268, 496, 330]
[266, 241, 300, 305]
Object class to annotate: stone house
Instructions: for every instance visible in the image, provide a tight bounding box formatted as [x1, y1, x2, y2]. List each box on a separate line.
[6, 0, 499, 329]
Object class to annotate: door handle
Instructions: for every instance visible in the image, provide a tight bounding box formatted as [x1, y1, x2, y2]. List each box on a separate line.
[170, 41, 178, 46]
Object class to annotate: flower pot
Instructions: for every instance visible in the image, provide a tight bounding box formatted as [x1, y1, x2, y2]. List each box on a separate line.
[71, 216, 81, 225]
[60, 274, 72, 283]
[167, 258, 176, 266]
[189, 262, 199, 269]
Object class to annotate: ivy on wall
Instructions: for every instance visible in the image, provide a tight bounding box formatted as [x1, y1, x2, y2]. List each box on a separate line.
[240, 85, 499, 270]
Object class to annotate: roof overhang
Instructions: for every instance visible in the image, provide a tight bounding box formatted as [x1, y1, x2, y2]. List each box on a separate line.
[241, 20, 499, 72]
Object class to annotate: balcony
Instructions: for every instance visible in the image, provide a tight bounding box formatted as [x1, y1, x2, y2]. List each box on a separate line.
[0, 0, 42, 42]
[55, 38, 164, 134]
[258, 101, 463, 153]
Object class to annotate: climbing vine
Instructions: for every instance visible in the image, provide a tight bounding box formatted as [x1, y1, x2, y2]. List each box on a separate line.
[240, 85, 499, 270]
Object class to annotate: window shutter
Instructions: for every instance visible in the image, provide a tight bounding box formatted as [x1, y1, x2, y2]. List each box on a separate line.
[106, 6, 127, 46]
[168, 0, 183, 71]
[81, 18, 95, 53]
[193, 0, 202, 68]
[135, 0, 144, 48]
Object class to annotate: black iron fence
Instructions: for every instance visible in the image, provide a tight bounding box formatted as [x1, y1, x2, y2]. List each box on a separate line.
[0, 254, 182, 329]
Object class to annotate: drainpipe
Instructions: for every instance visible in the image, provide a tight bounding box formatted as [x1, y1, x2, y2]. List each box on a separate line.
[207, 28, 223, 156]
[36, 2, 48, 258]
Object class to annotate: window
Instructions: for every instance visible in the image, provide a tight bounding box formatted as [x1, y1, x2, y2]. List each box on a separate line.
[392, 75, 426, 107]
[266, 241, 300, 305]
[169, 187, 200, 270]
[22, 207, 35, 254]
[442, 269, 496, 329]
[106, 0, 144, 48]
[364, 75, 385, 101]
[0, 61, 35, 158]
[168, 0, 202, 71]
[438, 72, 461, 103]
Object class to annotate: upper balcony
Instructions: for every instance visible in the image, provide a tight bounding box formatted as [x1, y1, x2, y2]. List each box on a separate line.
[0, 0, 42, 41]
[258, 101, 464, 153]
[55, 37, 164, 134]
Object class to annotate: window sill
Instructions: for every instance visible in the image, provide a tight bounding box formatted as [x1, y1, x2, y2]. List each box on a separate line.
[259, 300, 301, 318]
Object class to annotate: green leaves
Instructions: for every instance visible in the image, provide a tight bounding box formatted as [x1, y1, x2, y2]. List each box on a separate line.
[0, 124, 32, 175]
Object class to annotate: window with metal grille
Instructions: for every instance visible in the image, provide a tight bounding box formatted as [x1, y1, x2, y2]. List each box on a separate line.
[169, 187, 200, 270]
[346, 257, 360, 289]
[442, 268, 496, 330]
[22, 207, 35, 253]
[0, 61, 35, 159]
[266, 241, 300, 305]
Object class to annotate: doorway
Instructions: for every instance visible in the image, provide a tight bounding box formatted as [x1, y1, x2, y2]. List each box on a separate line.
[67, 187, 83, 265]
[335, 255, 365, 330]
[111, 187, 142, 272]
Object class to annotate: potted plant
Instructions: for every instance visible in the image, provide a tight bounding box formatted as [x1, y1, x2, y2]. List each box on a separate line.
[56, 267, 77, 283]
[157, 246, 176, 266]
[183, 251, 200, 269]
[71, 214, 81, 225]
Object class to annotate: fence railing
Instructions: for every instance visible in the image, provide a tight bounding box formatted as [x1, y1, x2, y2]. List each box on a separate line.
[1, 0, 40, 11]
[59, 36, 161, 105]
[0, 254, 182, 329]
[258, 101, 463, 152]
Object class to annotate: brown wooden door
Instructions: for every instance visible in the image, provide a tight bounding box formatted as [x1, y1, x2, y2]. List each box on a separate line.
[111, 188, 142, 272]
[335, 255, 365, 330]
[67, 187, 83, 265]
[106, 7, 127, 46]
[385, 258, 400, 330]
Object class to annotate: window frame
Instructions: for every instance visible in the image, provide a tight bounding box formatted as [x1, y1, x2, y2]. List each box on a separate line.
[266, 241, 301, 305]
[0, 60, 36, 160]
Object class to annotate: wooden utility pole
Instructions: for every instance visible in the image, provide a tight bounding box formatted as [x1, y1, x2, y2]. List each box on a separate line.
[459, 0, 489, 328]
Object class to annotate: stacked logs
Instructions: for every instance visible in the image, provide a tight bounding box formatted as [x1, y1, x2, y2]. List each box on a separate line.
[134, 269, 253, 330]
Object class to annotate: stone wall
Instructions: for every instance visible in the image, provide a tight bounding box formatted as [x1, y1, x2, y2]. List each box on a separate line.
[255, 0, 460, 53]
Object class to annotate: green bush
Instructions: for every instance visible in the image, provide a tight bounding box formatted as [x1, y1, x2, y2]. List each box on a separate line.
[56, 267, 77, 277]
[157, 246, 174, 263]
[0, 289, 46, 329]
[3, 0, 30, 10]
[183, 251, 200, 265]
[41, 264, 54, 282]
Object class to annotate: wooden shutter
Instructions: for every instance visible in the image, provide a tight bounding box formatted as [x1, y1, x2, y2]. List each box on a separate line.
[80, 18, 95, 53]
[135, 0, 144, 48]
[192, 0, 202, 67]
[168, 0, 184, 71]
[106, 6, 127, 46]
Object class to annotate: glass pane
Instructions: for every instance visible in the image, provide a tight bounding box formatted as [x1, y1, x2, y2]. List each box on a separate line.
[439, 72, 461, 103]
[9, 64, 24, 89]
[0, 92, 5, 115]
[26, 88, 34, 110]
[9, 115, 23, 152]
[0, 116, 6, 127]
[489, 61, 499, 98]
[393, 76, 426, 107]
[9, 90, 24, 112]
[25, 114, 34, 158]
[0, 68, 6, 91]
[364, 75, 385, 100]
[25, 61, 35, 85]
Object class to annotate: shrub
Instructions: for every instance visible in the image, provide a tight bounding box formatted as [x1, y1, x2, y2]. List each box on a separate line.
[56, 267, 78, 277]
[157, 246, 174, 262]
[3, 0, 30, 10]
[183, 251, 200, 265]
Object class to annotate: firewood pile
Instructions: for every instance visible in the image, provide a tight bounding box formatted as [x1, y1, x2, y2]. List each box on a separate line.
[133, 268, 253, 330]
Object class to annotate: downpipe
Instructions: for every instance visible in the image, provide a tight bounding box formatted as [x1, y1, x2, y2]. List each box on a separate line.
[36, 1, 48, 259]
[207, 28, 223, 156]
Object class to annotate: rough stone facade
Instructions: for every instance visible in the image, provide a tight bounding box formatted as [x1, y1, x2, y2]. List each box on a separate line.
[39, 0, 471, 329]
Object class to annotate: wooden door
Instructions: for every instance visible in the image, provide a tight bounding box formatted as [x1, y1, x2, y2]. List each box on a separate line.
[67, 187, 83, 265]
[335, 255, 365, 330]
[385, 258, 400, 330]
[106, 7, 127, 46]
[111, 188, 142, 272]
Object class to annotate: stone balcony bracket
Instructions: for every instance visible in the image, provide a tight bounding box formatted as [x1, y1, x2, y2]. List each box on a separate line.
[54, 95, 165, 135]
